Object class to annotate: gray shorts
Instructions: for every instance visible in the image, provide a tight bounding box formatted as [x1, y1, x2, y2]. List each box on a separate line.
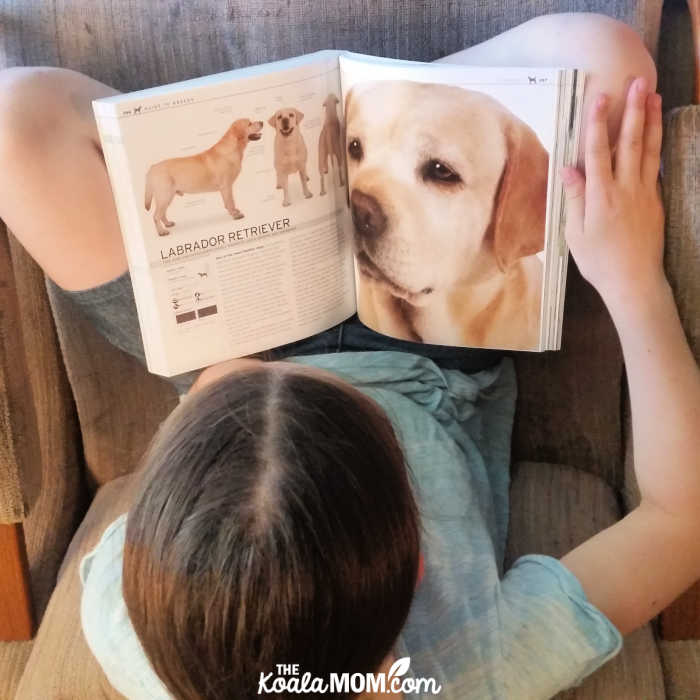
[48, 271, 503, 393]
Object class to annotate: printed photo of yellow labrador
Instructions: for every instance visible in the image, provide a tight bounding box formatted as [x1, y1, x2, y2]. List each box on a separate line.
[318, 93, 345, 195]
[144, 118, 263, 236]
[268, 107, 313, 206]
[345, 80, 549, 351]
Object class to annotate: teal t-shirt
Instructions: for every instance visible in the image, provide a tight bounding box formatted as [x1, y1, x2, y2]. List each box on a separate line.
[80, 352, 622, 699]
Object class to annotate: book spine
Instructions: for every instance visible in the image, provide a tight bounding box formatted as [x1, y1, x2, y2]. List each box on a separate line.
[92, 102, 170, 375]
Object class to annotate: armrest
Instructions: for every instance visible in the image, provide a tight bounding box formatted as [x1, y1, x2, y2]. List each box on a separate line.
[688, 0, 700, 102]
[0, 222, 39, 640]
[645, 103, 700, 640]
[0, 223, 86, 641]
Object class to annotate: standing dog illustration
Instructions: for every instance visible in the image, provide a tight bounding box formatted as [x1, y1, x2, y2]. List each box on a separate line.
[268, 108, 313, 206]
[318, 94, 345, 195]
[345, 81, 549, 351]
[144, 118, 263, 236]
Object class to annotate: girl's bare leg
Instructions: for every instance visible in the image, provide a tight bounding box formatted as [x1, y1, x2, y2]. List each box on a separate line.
[437, 13, 657, 163]
[0, 14, 656, 292]
[0, 67, 125, 290]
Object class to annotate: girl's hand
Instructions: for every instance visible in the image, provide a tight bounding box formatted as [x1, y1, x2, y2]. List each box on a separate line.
[561, 77, 666, 316]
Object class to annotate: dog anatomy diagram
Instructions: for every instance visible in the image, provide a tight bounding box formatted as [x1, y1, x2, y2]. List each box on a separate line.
[142, 87, 348, 237]
[144, 119, 263, 236]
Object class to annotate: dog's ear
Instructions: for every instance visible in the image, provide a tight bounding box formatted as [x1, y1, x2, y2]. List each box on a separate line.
[487, 117, 549, 271]
[231, 120, 247, 139]
[268, 113, 277, 128]
[294, 108, 304, 124]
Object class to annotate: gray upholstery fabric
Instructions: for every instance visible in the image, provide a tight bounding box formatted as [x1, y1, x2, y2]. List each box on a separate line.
[660, 640, 700, 700]
[661, 106, 700, 359]
[0, 1, 661, 90]
[15, 476, 136, 700]
[622, 105, 700, 515]
[657, 0, 695, 110]
[506, 461, 666, 699]
[45, 282, 179, 491]
[512, 263, 624, 486]
[0, 639, 33, 700]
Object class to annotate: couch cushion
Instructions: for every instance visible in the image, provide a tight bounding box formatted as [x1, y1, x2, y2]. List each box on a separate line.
[505, 461, 666, 699]
[659, 640, 700, 699]
[512, 264, 624, 486]
[15, 475, 137, 700]
[0, 640, 33, 700]
[661, 106, 700, 359]
[46, 282, 178, 490]
[657, 0, 694, 110]
[7, 237, 86, 608]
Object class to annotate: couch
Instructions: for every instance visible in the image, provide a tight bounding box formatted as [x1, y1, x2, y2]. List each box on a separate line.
[0, 0, 698, 697]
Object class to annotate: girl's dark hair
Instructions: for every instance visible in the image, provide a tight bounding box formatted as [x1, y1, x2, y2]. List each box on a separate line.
[122, 365, 420, 700]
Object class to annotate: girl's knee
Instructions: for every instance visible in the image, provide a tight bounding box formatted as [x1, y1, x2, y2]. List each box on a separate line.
[0, 67, 76, 158]
[0, 67, 117, 158]
[588, 14, 656, 89]
[522, 13, 656, 88]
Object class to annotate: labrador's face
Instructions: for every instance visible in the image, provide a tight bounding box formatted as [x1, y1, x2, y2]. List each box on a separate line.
[232, 118, 263, 141]
[268, 108, 304, 136]
[345, 81, 543, 305]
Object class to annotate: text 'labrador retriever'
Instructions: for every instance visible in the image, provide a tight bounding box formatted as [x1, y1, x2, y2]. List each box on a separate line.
[144, 118, 263, 236]
[345, 81, 549, 350]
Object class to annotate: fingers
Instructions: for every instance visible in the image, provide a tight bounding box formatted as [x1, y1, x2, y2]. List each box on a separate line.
[561, 166, 585, 242]
[641, 92, 663, 187]
[585, 94, 613, 188]
[616, 77, 649, 183]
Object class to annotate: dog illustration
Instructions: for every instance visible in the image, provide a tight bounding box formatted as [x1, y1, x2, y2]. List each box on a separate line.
[318, 94, 345, 195]
[268, 107, 313, 206]
[144, 118, 263, 236]
[345, 81, 549, 351]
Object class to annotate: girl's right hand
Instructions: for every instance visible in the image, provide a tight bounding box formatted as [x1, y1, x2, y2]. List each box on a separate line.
[561, 77, 666, 317]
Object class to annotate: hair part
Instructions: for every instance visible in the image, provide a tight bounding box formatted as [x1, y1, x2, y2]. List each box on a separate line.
[122, 365, 420, 699]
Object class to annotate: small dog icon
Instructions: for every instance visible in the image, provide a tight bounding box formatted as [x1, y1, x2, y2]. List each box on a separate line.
[134, 105, 142, 114]
[197, 272, 208, 279]
[528, 76, 537, 84]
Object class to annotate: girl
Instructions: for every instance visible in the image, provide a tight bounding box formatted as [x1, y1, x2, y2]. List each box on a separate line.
[1, 13, 698, 700]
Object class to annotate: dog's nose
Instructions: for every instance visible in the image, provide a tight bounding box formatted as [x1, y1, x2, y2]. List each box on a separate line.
[351, 189, 387, 239]
[282, 117, 289, 129]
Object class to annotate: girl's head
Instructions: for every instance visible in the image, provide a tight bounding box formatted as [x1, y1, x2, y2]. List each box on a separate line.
[122, 361, 420, 700]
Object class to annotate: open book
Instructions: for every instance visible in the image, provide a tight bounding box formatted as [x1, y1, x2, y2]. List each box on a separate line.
[93, 51, 584, 377]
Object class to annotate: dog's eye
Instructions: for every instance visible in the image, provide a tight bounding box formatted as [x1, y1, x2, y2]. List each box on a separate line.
[421, 159, 461, 184]
[348, 138, 363, 161]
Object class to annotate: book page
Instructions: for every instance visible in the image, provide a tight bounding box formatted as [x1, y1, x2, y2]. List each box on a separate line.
[96, 52, 355, 376]
[339, 54, 562, 352]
